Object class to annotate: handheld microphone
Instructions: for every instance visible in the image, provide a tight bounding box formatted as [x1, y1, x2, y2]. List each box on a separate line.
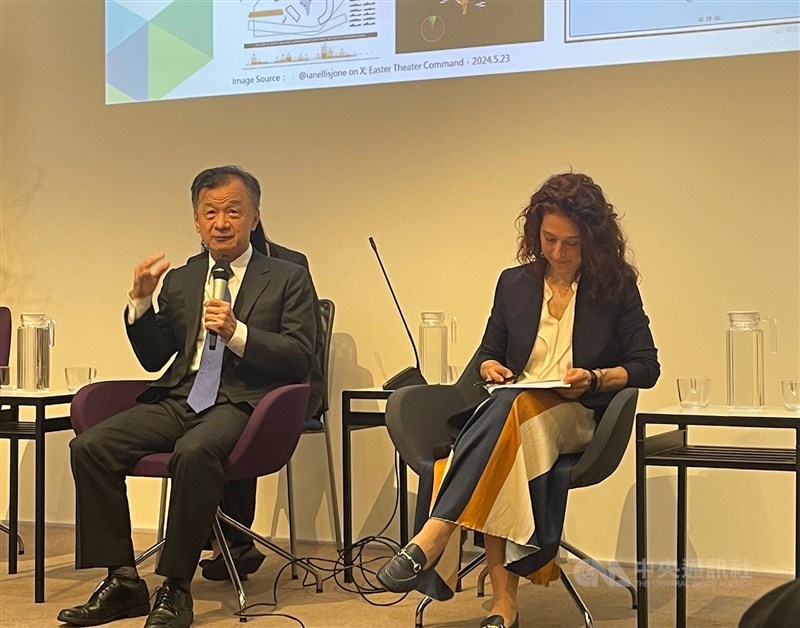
[209, 258, 232, 350]
[368, 237, 427, 390]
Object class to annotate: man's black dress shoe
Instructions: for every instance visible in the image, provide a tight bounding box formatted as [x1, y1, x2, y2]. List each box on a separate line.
[377, 543, 439, 593]
[56, 576, 150, 626]
[480, 613, 519, 628]
[200, 543, 266, 581]
[143, 583, 193, 628]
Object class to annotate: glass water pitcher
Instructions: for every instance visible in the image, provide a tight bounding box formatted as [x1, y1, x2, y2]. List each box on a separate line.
[419, 312, 457, 384]
[17, 313, 56, 390]
[726, 311, 777, 409]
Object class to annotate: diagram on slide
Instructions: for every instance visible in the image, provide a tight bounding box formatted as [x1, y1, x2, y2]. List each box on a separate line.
[241, 0, 379, 67]
[246, 0, 364, 40]
[395, 0, 544, 54]
[567, 0, 800, 40]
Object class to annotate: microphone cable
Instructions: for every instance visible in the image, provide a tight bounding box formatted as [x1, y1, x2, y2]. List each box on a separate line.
[297, 450, 412, 606]
[230, 451, 411, 625]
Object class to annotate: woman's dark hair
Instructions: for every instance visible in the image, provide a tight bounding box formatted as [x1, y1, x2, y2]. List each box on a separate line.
[516, 172, 638, 301]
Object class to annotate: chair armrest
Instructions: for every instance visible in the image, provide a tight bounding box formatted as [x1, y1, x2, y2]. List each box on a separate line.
[70, 380, 149, 434]
[226, 383, 310, 480]
[569, 388, 639, 488]
[385, 384, 475, 475]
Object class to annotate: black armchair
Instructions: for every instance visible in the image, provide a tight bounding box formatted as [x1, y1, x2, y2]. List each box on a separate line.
[384, 352, 639, 627]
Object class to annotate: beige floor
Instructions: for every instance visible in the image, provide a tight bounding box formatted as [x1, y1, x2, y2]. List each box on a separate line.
[0, 523, 790, 627]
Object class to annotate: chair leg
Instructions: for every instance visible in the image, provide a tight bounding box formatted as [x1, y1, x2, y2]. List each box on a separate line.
[0, 522, 25, 555]
[135, 538, 165, 565]
[216, 507, 324, 593]
[286, 460, 298, 579]
[560, 569, 594, 628]
[132, 479, 170, 566]
[156, 478, 169, 562]
[415, 596, 433, 628]
[323, 419, 343, 551]
[416, 552, 486, 627]
[212, 516, 248, 621]
[560, 540, 637, 608]
[477, 564, 489, 597]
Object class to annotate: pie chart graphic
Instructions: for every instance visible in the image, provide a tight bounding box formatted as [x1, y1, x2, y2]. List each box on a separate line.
[421, 15, 445, 43]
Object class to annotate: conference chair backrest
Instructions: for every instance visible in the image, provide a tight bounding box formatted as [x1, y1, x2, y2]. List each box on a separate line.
[568, 387, 639, 489]
[71, 379, 310, 481]
[226, 383, 310, 479]
[0, 306, 10, 366]
[387, 349, 639, 485]
[71, 380, 150, 434]
[385, 350, 488, 476]
[315, 299, 335, 419]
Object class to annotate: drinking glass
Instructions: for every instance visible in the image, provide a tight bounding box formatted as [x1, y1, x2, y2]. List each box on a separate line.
[782, 380, 800, 411]
[677, 378, 710, 409]
[65, 367, 96, 392]
[0, 366, 11, 389]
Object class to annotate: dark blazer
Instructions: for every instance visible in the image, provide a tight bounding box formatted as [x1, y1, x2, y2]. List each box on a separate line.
[126, 248, 316, 408]
[477, 265, 660, 416]
[267, 241, 325, 419]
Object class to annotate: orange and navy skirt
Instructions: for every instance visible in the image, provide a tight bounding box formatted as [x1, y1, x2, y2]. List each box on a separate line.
[413, 388, 595, 601]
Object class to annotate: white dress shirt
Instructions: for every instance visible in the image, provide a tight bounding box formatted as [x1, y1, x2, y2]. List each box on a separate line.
[126, 245, 253, 374]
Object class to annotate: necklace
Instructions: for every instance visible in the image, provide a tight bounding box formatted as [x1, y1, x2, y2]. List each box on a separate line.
[546, 276, 573, 297]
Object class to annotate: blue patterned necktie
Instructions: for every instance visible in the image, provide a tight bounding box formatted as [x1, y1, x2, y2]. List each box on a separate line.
[187, 285, 231, 414]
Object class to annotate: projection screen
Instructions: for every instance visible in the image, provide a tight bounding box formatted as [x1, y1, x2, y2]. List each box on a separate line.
[105, 0, 800, 104]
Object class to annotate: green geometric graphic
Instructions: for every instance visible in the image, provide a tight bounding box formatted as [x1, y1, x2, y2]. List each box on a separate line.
[106, 83, 136, 104]
[151, 0, 214, 57]
[148, 23, 212, 100]
[106, 0, 213, 104]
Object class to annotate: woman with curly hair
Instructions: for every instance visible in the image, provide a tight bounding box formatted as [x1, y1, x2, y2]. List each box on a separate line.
[378, 172, 660, 628]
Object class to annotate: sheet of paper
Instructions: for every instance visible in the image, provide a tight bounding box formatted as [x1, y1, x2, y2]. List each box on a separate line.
[487, 379, 570, 391]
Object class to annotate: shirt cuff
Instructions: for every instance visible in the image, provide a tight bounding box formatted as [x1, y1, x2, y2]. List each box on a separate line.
[126, 294, 153, 324]
[228, 321, 247, 357]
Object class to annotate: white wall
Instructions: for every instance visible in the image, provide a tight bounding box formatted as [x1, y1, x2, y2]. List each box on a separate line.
[1, 1, 798, 574]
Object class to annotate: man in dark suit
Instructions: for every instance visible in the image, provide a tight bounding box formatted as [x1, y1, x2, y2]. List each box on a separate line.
[198, 224, 327, 581]
[58, 166, 316, 628]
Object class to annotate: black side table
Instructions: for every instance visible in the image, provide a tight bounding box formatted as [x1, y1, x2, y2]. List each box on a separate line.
[0, 389, 74, 603]
[341, 388, 409, 583]
[635, 405, 800, 627]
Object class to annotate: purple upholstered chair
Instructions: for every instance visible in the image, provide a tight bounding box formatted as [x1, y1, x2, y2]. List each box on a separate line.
[0, 306, 11, 366]
[70, 380, 323, 615]
[1, 305, 26, 554]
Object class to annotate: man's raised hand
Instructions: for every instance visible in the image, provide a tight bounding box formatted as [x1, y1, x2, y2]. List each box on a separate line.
[130, 254, 170, 299]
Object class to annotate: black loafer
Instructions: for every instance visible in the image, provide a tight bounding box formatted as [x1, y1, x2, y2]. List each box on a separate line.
[143, 583, 193, 628]
[480, 614, 519, 628]
[56, 576, 150, 626]
[200, 544, 266, 581]
[377, 543, 438, 593]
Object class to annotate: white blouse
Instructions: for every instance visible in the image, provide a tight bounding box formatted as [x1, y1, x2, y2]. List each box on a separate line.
[517, 279, 578, 383]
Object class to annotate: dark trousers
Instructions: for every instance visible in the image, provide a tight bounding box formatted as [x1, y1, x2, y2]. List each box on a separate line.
[219, 479, 258, 547]
[70, 391, 250, 581]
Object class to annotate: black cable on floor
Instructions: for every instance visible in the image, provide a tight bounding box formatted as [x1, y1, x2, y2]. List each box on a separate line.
[231, 450, 410, 625]
[298, 450, 411, 606]
[234, 558, 307, 626]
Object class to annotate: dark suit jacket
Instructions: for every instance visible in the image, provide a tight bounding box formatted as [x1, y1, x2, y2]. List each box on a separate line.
[126, 249, 316, 408]
[477, 265, 660, 416]
[266, 241, 325, 419]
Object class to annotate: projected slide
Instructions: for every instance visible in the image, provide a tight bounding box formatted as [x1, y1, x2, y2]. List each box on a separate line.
[568, 0, 800, 40]
[105, 0, 800, 104]
[247, 0, 352, 40]
[395, 1, 544, 54]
